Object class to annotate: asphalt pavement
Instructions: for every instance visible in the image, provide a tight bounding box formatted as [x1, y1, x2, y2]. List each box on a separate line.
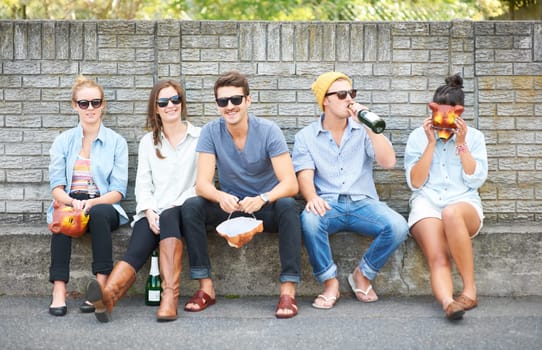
[1, 295, 541, 350]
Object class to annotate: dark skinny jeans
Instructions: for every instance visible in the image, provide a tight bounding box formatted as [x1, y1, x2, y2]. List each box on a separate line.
[49, 195, 120, 283]
[181, 196, 302, 284]
[122, 205, 183, 272]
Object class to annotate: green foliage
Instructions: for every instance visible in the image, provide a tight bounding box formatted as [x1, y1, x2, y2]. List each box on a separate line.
[0, 0, 531, 20]
[173, 0, 506, 20]
[0, 0, 179, 20]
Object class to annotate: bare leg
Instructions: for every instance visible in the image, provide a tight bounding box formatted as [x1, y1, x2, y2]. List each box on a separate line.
[313, 277, 340, 308]
[51, 281, 67, 307]
[350, 266, 378, 302]
[442, 202, 480, 300]
[411, 218, 455, 309]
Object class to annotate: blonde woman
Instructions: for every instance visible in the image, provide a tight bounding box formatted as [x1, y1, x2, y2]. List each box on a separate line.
[47, 76, 128, 316]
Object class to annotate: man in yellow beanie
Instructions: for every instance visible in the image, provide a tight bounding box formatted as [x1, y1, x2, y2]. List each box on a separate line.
[292, 71, 408, 309]
[311, 71, 352, 111]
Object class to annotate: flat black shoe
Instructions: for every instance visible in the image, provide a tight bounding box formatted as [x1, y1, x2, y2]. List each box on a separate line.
[79, 301, 95, 313]
[49, 305, 67, 317]
[86, 279, 111, 323]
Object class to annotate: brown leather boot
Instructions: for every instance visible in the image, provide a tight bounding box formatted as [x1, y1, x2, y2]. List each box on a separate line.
[156, 237, 182, 322]
[86, 261, 136, 323]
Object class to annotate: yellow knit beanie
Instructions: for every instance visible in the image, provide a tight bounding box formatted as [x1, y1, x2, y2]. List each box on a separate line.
[311, 72, 352, 111]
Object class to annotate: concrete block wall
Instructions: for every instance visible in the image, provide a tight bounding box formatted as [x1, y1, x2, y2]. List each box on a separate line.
[2, 223, 540, 297]
[0, 20, 541, 297]
[0, 20, 541, 224]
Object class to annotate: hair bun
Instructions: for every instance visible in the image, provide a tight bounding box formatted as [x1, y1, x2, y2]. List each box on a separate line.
[445, 73, 463, 88]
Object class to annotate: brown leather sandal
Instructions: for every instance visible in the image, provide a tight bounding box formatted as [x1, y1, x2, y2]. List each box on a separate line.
[275, 295, 298, 319]
[184, 290, 216, 312]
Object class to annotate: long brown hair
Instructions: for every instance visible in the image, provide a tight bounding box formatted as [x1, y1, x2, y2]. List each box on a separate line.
[146, 80, 187, 159]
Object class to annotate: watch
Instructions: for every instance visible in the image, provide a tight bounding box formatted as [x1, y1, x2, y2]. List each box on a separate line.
[259, 193, 269, 204]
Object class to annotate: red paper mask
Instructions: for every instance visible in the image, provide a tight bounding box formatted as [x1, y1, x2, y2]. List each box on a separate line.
[429, 102, 464, 140]
[49, 201, 90, 238]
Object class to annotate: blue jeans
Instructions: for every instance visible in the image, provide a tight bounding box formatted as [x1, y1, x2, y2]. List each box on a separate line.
[301, 195, 408, 283]
[182, 196, 302, 284]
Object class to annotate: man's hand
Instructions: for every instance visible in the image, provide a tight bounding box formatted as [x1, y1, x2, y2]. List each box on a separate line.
[304, 196, 331, 217]
[238, 196, 265, 214]
[219, 192, 241, 213]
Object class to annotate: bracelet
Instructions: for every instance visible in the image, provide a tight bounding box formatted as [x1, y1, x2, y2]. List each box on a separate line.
[456, 143, 468, 155]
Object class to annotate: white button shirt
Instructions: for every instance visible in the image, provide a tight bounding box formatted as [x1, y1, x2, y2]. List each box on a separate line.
[132, 122, 200, 225]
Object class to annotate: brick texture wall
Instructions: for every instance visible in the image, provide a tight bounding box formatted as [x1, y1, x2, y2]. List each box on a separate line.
[0, 20, 541, 225]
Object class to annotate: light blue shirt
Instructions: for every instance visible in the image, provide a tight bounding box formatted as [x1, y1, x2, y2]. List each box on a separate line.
[197, 114, 289, 199]
[404, 126, 487, 208]
[47, 123, 129, 225]
[292, 115, 380, 201]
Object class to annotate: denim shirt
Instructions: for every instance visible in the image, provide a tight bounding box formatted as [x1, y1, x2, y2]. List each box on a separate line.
[47, 123, 129, 225]
[292, 114, 380, 202]
[404, 126, 488, 208]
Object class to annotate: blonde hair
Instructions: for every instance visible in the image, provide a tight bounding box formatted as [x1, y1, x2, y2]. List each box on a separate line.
[71, 75, 105, 102]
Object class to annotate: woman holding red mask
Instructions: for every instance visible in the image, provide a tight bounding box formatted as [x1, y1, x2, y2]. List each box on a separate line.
[404, 73, 488, 321]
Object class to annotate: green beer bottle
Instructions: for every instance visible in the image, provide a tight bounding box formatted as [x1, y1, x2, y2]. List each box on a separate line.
[145, 250, 161, 306]
[357, 109, 386, 134]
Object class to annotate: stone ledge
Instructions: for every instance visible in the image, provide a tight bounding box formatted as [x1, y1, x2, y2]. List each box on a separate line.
[1, 224, 540, 297]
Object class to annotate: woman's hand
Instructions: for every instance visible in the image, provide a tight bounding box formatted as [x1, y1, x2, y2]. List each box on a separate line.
[71, 198, 94, 213]
[454, 117, 468, 145]
[422, 116, 436, 144]
[145, 209, 160, 235]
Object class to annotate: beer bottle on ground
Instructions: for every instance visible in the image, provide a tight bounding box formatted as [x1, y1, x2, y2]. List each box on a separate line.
[145, 250, 161, 306]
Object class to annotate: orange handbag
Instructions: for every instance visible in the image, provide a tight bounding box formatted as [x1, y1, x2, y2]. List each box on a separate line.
[48, 201, 90, 238]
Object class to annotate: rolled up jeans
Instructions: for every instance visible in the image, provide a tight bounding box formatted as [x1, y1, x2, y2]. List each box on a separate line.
[301, 195, 408, 283]
[182, 196, 302, 284]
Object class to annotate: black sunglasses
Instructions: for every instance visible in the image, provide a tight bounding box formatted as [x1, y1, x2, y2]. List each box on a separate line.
[76, 99, 103, 110]
[156, 95, 182, 108]
[325, 89, 357, 100]
[216, 95, 244, 108]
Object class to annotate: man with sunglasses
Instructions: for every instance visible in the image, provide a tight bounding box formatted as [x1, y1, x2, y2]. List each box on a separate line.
[292, 72, 408, 309]
[181, 71, 302, 319]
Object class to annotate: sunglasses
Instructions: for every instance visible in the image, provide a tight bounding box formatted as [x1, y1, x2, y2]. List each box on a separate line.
[156, 95, 182, 108]
[325, 89, 357, 100]
[76, 99, 103, 110]
[216, 95, 244, 108]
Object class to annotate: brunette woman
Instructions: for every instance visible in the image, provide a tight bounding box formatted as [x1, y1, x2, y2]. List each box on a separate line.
[86, 79, 200, 322]
[404, 74, 488, 320]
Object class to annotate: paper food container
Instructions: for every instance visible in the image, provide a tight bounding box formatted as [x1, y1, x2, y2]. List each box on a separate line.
[216, 215, 264, 248]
